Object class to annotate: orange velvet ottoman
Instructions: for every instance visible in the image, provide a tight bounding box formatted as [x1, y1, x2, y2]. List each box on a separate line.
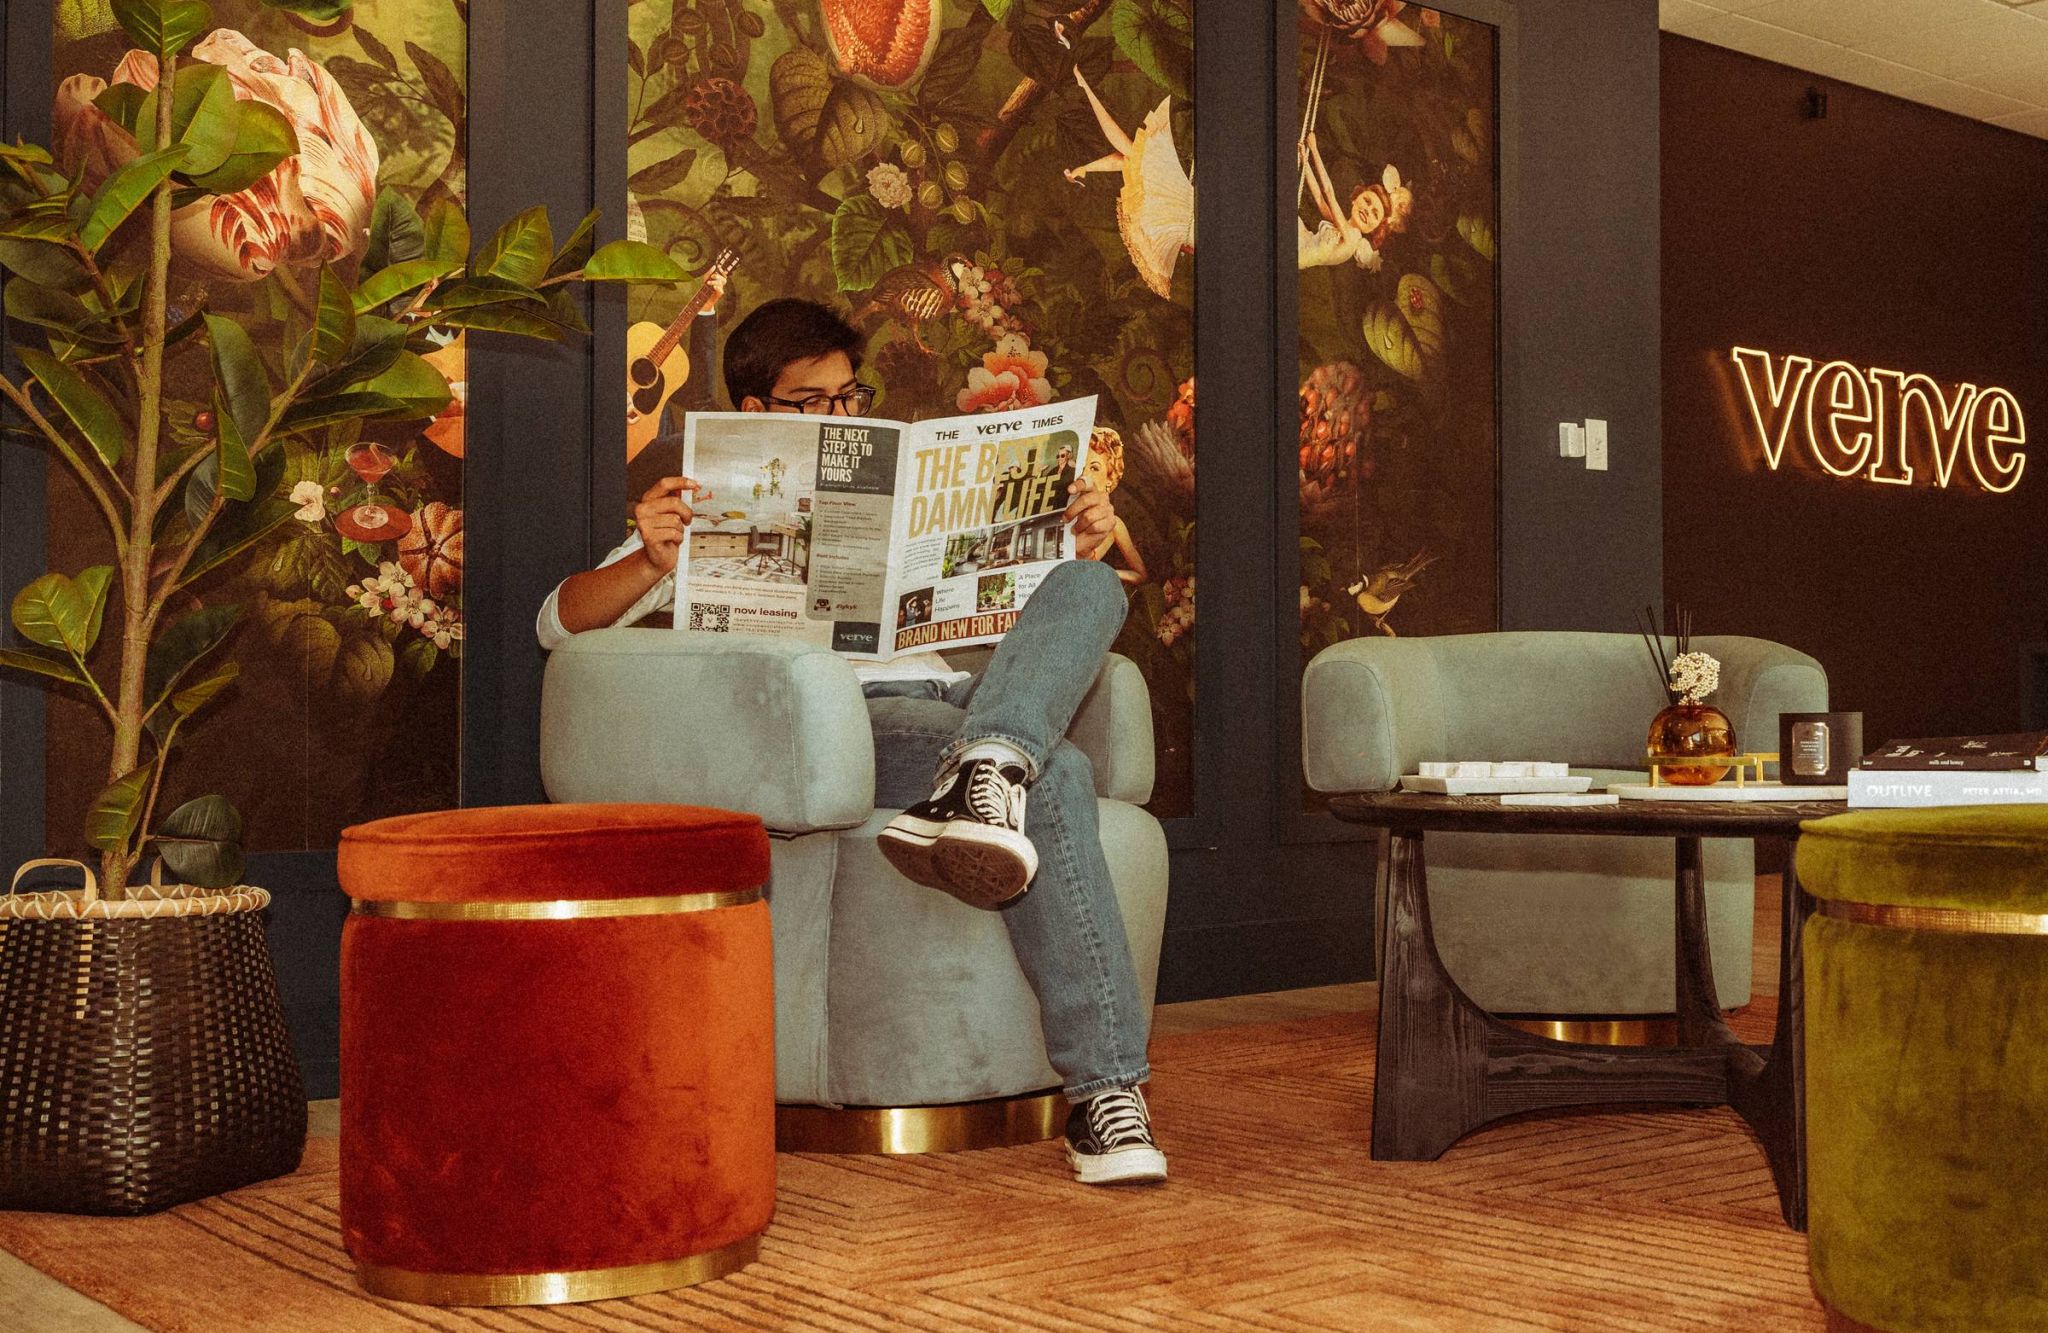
[336, 803, 774, 1306]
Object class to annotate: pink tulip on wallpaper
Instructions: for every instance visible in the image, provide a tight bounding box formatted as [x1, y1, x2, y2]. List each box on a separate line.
[50, 30, 378, 281]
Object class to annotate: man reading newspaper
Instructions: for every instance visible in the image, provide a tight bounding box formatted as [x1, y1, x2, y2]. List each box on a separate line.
[536, 298, 1166, 1186]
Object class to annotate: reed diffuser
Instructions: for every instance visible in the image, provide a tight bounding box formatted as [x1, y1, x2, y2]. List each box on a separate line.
[1639, 605, 1736, 786]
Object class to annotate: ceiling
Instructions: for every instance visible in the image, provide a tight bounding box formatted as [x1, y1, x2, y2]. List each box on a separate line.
[1659, 0, 2048, 140]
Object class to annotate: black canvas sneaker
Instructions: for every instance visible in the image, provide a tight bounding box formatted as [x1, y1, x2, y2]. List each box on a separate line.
[878, 758, 1038, 909]
[1065, 1086, 1168, 1186]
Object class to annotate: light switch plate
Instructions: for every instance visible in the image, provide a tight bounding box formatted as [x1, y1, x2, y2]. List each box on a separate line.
[1558, 422, 1586, 459]
[1585, 418, 1609, 471]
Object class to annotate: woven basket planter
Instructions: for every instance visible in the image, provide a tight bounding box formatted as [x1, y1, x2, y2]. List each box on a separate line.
[0, 859, 307, 1216]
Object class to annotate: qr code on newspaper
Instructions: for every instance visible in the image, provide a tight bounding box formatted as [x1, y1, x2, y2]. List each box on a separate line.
[687, 603, 731, 633]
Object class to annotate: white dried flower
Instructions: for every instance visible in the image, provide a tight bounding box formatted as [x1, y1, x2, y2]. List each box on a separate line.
[1669, 651, 1721, 705]
[867, 161, 913, 210]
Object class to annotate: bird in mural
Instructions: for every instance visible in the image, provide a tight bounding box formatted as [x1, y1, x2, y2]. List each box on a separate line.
[1064, 66, 1195, 301]
[1299, 0, 1426, 57]
[1348, 551, 1437, 636]
[852, 254, 970, 355]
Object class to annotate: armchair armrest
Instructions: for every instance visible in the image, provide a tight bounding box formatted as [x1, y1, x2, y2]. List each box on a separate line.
[1693, 635, 1829, 747]
[942, 647, 1155, 803]
[540, 628, 876, 835]
[1301, 638, 1448, 794]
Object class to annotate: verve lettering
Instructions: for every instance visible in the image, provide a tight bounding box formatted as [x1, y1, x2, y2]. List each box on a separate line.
[1729, 346, 2027, 494]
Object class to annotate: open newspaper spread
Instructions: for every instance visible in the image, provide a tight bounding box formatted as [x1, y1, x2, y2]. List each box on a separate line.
[674, 397, 1096, 660]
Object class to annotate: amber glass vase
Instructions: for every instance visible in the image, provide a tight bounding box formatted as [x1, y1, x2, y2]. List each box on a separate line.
[1647, 702, 1737, 786]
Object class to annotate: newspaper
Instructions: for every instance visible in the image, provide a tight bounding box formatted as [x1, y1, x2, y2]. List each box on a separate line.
[674, 397, 1096, 660]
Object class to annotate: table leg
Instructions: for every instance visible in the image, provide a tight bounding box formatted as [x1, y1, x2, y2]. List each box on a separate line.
[1372, 831, 1492, 1160]
[1726, 836, 1811, 1230]
[1371, 831, 1735, 1162]
[1674, 836, 1739, 1048]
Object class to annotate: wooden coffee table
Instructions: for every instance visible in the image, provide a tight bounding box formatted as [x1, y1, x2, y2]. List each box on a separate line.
[1327, 790, 1848, 1231]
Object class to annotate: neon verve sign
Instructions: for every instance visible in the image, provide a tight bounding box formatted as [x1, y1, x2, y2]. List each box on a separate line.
[1729, 347, 2028, 493]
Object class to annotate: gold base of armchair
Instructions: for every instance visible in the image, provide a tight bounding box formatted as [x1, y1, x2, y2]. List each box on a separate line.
[1497, 1016, 1681, 1046]
[776, 1090, 1065, 1154]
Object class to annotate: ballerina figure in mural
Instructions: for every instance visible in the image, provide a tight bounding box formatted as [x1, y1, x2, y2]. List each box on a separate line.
[1295, 31, 1415, 271]
[1064, 66, 1194, 301]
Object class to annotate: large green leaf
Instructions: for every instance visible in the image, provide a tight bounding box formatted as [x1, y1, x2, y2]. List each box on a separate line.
[429, 275, 545, 310]
[170, 65, 239, 175]
[179, 499, 295, 589]
[352, 257, 454, 314]
[184, 99, 296, 195]
[171, 663, 238, 715]
[16, 347, 126, 468]
[278, 392, 410, 432]
[259, 0, 351, 20]
[545, 209, 599, 280]
[830, 194, 915, 292]
[770, 48, 888, 170]
[111, 0, 211, 56]
[421, 198, 469, 266]
[204, 313, 271, 444]
[144, 602, 241, 710]
[80, 145, 186, 252]
[0, 647, 94, 688]
[212, 389, 255, 502]
[311, 264, 357, 366]
[363, 187, 425, 273]
[74, 565, 114, 655]
[86, 763, 155, 852]
[580, 239, 687, 283]
[0, 211, 82, 244]
[152, 793, 245, 888]
[310, 314, 407, 396]
[432, 303, 569, 339]
[0, 236, 90, 292]
[1112, 0, 1192, 100]
[473, 206, 553, 286]
[351, 350, 452, 418]
[93, 81, 148, 135]
[11, 572, 101, 654]
[6, 272, 123, 343]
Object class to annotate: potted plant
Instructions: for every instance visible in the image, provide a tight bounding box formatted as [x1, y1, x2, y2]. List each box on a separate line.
[0, 0, 687, 1214]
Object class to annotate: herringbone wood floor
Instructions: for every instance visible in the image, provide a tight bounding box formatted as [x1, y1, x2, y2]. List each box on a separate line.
[0, 880, 1817, 1331]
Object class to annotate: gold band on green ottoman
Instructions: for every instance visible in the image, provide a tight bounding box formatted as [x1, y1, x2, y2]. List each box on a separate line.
[1798, 806, 2048, 1333]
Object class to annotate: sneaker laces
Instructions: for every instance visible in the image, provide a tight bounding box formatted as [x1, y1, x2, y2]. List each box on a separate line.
[1084, 1088, 1154, 1150]
[964, 762, 1024, 830]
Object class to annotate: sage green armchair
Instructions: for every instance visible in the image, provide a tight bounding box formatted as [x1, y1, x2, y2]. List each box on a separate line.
[1302, 630, 1828, 1015]
[537, 630, 1168, 1118]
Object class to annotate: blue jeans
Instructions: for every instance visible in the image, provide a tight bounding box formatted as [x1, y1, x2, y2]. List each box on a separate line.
[863, 559, 1152, 1100]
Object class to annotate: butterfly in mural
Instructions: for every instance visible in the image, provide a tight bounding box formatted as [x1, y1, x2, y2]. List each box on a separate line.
[1064, 67, 1194, 302]
[853, 253, 970, 355]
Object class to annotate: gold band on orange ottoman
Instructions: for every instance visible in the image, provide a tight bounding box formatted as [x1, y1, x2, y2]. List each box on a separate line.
[338, 804, 775, 1307]
[355, 1235, 760, 1306]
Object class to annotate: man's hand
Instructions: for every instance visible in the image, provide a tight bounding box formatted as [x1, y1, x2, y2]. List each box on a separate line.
[635, 476, 707, 574]
[1065, 476, 1116, 542]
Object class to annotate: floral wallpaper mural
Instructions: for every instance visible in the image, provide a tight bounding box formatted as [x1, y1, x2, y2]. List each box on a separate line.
[43, 0, 469, 850]
[1293, 3, 1497, 664]
[623, 0, 1200, 814]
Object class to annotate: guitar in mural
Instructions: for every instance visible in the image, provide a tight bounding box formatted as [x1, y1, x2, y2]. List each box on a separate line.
[624, 249, 740, 461]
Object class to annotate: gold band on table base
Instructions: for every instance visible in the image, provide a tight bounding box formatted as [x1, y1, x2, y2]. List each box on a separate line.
[350, 887, 761, 921]
[1499, 1016, 1681, 1047]
[776, 1090, 1064, 1154]
[356, 1234, 758, 1306]
[1818, 898, 2048, 937]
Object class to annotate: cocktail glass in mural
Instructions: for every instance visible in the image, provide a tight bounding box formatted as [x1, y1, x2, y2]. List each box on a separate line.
[335, 442, 413, 542]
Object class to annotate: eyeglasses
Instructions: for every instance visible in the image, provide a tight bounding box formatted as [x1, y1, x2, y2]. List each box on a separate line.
[765, 384, 878, 416]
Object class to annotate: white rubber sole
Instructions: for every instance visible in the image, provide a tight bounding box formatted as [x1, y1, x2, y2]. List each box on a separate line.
[878, 815, 1036, 910]
[1066, 1142, 1169, 1186]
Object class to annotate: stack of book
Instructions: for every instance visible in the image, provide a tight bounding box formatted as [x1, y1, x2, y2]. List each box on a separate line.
[1848, 732, 2048, 808]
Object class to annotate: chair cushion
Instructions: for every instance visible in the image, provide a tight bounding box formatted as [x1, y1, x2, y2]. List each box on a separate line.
[339, 803, 770, 903]
[1797, 806, 2048, 915]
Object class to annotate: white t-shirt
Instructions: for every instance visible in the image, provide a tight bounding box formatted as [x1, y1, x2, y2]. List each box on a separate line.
[534, 531, 968, 685]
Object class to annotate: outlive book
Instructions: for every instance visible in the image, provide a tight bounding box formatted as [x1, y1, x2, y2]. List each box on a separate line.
[1848, 768, 2048, 808]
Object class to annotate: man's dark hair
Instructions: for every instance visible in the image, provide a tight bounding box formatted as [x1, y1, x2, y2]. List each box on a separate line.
[723, 298, 864, 407]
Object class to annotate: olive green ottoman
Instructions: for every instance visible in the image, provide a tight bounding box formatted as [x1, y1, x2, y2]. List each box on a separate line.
[1798, 806, 2048, 1333]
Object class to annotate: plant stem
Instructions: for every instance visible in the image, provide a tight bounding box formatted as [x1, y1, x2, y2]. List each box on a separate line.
[130, 715, 183, 876]
[0, 374, 129, 548]
[104, 58, 180, 896]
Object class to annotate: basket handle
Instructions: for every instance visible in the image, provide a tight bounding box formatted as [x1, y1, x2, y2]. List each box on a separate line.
[9, 857, 100, 903]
